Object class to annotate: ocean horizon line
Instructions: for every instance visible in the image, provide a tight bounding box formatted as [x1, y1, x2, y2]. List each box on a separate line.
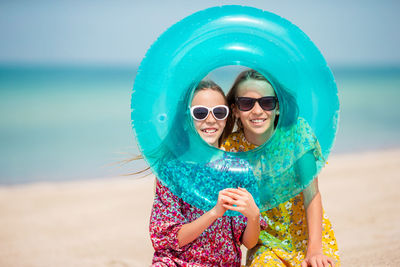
[1, 62, 400, 73]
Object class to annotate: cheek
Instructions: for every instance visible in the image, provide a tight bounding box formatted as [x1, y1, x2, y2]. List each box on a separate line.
[237, 111, 248, 121]
[218, 119, 227, 129]
[267, 111, 278, 125]
[193, 121, 203, 132]
[265, 110, 275, 120]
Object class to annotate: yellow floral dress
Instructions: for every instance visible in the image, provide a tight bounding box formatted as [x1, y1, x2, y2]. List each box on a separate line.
[222, 131, 340, 266]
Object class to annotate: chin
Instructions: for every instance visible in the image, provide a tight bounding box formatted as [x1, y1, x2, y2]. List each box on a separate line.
[200, 136, 216, 146]
[249, 123, 273, 134]
[247, 126, 272, 139]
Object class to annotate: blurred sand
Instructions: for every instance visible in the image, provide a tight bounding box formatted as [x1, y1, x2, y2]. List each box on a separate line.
[0, 149, 399, 266]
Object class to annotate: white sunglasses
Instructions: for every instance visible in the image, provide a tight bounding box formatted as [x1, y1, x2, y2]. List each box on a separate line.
[190, 105, 229, 121]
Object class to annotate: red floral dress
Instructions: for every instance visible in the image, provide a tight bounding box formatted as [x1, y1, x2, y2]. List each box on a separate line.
[150, 179, 267, 266]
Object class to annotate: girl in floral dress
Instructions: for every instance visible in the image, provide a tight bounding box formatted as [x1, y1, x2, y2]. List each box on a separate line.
[150, 80, 267, 266]
[221, 70, 340, 267]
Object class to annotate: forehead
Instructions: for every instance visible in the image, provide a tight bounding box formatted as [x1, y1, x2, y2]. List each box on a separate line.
[191, 89, 226, 107]
[237, 79, 276, 97]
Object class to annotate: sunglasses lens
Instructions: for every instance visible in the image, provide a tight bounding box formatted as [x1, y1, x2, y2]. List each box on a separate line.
[259, 97, 277, 110]
[213, 107, 228, 120]
[237, 98, 255, 111]
[192, 107, 209, 120]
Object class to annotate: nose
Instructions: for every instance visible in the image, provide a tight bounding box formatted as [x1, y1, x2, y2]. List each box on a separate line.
[205, 111, 217, 123]
[251, 101, 264, 114]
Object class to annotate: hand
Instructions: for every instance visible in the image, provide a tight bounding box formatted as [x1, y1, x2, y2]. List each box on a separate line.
[210, 189, 231, 218]
[221, 187, 260, 220]
[301, 251, 335, 267]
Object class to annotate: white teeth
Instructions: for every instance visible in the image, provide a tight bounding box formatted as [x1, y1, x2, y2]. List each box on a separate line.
[251, 119, 265, 123]
[203, 129, 217, 133]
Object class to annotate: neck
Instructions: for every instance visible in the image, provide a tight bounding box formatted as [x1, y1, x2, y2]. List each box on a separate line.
[211, 140, 219, 148]
[243, 127, 275, 147]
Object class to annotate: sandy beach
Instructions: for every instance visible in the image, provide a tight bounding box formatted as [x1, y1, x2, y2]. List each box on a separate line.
[0, 149, 399, 267]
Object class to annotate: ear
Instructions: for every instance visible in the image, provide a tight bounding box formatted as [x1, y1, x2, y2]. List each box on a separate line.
[232, 103, 240, 118]
[276, 101, 280, 115]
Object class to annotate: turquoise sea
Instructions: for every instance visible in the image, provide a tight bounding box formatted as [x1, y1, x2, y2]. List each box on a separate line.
[1, 65, 399, 185]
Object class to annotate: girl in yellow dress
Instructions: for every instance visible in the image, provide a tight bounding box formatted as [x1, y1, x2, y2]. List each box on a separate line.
[221, 69, 340, 267]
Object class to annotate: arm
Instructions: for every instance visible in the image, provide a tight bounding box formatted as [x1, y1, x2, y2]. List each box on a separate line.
[149, 180, 188, 251]
[301, 178, 335, 267]
[150, 181, 233, 249]
[305, 183, 323, 260]
[241, 211, 260, 249]
[177, 190, 230, 247]
[222, 188, 260, 249]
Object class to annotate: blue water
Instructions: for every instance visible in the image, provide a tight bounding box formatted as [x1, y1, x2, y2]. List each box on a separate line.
[0, 65, 399, 184]
[332, 67, 400, 153]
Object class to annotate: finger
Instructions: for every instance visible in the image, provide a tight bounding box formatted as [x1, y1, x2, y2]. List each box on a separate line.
[221, 189, 239, 196]
[221, 196, 245, 208]
[326, 258, 335, 267]
[231, 187, 249, 197]
[219, 191, 231, 198]
[226, 199, 245, 207]
[222, 191, 254, 207]
[316, 258, 323, 267]
[220, 188, 240, 196]
[310, 257, 317, 267]
[221, 188, 235, 193]
[222, 204, 242, 212]
[220, 192, 239, 202]
[219, 195, 234, 204]
[238, 187, 249, 192]
[221, 190, 242, 200]
[225, 187, 246, 195]
[223, 199, 246, 208]
[223, 188, 241, 195]
[301, 260, 308, 267]
[224, 189, 251, 201]
[321, 257, 330, 267]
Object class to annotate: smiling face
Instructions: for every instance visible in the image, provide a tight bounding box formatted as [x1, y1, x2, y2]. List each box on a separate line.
[234, 79, 279, 146]
[191, 88, 227, 148]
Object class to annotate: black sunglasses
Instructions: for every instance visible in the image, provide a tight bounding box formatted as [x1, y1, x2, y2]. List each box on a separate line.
[235, 96, 278, 111]
[190, 105, 229, 121]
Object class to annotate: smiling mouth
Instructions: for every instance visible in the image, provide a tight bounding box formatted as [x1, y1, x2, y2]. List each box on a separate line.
[201, 128, 217, 134]
[250, 119, 266, 124]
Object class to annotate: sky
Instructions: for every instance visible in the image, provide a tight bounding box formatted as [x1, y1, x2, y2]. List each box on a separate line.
[1, 0, 399, 67]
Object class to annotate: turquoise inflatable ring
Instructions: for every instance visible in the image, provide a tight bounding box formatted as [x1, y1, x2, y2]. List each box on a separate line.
[131, 5, 339, 212]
